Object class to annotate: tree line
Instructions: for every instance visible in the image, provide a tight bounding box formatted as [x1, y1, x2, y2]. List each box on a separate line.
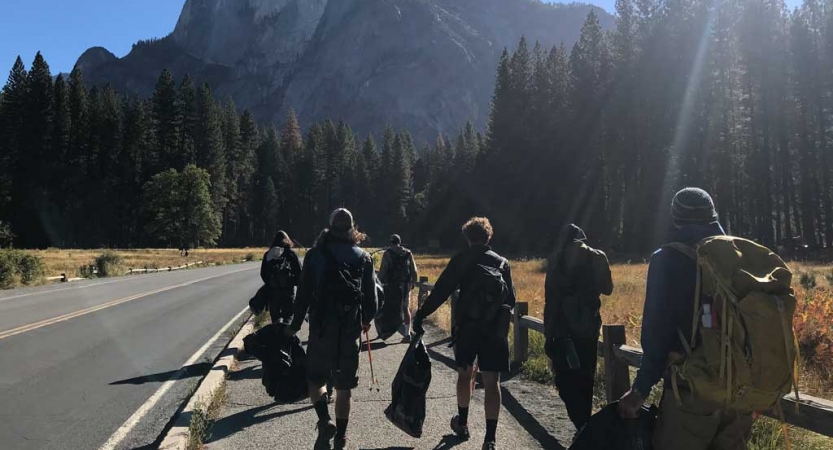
[474, 0, 833, 254]
[4, 0, 833, 254]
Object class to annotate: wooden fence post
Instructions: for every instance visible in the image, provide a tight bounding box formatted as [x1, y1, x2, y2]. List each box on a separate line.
[418, 276, 429, 308]
[603, 324, 630, 403]
[513, 302, 529, 367]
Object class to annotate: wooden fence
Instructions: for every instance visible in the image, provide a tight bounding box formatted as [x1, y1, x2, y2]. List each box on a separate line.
[414, 277, 833, 438]
[128, 261, 203, 275]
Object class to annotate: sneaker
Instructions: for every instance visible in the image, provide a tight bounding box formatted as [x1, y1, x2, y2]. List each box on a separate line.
[450, 415, 470, 441]
[334, 435, 348, 449]
[482, 441, 496, 450]
[315, 419, 337, 445]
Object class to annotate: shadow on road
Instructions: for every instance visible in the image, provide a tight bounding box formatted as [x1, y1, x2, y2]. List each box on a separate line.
[228, 365, 262, 381]
[207, 404, 313, 444]
[430, 434, 465, 450]
[109, 362, 213, 385]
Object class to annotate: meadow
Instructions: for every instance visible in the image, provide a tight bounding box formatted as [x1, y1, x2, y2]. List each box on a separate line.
[411, 254, 833, 450]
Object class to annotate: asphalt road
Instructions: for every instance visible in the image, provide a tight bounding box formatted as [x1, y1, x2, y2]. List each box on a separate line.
[0, 263, 262, 450]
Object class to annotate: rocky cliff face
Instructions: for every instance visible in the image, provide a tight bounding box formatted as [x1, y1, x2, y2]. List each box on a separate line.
[78, 0, 612, 142]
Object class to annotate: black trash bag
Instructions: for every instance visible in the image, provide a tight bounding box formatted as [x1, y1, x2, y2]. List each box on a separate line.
[384, 336, 432, 438]
[249, 285, 269, 315]
[374, 280, 401, 341]
[569, 401, 658, 450]
[242, 323, 308, 403]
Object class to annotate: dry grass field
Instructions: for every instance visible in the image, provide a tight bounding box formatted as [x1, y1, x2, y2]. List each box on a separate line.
[411, 254, 833, 449]
[32, 247, 268, 278]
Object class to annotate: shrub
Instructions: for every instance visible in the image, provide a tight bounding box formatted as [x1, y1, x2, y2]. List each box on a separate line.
[0, 252, 17, 289]
[17, 254, 44, 284]
[95, 251, 124, 277]
[0, 250, 45, 288]
[800, 271, 817, 291]
[244, 252, 256, 262]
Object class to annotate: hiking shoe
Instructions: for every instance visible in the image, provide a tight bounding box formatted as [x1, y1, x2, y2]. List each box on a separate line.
[482, 441, 496, 450]
[315, 419, 337, 446]
[450, 415, 470, 441]
[334, 435, 348, 449]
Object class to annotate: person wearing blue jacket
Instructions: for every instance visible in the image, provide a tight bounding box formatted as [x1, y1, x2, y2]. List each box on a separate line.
[285, 208, 377, 450]
[618, 188, 752, 450]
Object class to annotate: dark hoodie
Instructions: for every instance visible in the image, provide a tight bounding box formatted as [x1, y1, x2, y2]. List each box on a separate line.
[632, 222, 726, 398]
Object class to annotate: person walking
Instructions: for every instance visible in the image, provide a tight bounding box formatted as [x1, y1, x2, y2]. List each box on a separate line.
[378, 234, 419, 340]
[284, 209, 377, 450]
[618, 188, 753, 450]
[544, 224, 612, 432]
[260, 230, 302, 325]
[413, 217, 515, 450]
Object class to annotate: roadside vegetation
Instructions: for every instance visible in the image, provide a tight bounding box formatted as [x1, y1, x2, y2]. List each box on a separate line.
[413, 254, 833, 449]
[0, 248, 268, 288]
[187, 381, 228, 450]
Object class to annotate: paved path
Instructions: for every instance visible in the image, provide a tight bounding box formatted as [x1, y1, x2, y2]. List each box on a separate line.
[209, 323, 567, 450]
[0, 263, 261, 450]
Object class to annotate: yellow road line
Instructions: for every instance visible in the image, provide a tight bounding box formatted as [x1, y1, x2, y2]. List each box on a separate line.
[0, 267, 256, 341]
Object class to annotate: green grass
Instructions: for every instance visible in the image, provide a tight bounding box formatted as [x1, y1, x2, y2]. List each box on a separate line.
[187, 381, 227, 450]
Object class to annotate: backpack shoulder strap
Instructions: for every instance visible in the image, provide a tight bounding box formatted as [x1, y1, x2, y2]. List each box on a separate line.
[663, 242, 697, 261]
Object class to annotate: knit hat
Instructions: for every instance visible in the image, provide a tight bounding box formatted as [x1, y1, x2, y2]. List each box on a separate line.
[390, 234, 402, 245]
[329, 208, 355, 238]
[671, 188, 718, 226]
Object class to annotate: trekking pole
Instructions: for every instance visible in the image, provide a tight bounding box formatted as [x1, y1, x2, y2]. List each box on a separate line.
[364, 329, 380, 392]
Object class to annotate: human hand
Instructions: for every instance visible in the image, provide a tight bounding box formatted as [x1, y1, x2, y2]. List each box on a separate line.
[412, 315, 425, 336]
[361, 322, 371, 333]
[283, 327, 297, 339]
[618, 389, 645, 419]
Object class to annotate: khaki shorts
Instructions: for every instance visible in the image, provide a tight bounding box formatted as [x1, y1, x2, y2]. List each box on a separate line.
[654, 389, 753, 450]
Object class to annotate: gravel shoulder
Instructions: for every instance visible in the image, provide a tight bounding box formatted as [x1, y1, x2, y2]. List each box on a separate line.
[208, 321, 576, 450]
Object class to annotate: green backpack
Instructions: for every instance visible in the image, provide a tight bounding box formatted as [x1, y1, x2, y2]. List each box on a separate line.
[665, 236, 800, 413]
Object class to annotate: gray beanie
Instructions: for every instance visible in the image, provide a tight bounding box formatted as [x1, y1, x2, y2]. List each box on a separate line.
[671, 188, 718, 226]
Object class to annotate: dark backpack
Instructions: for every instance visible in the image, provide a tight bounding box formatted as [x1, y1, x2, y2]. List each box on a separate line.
[266, 249, 294, 289]
[554, 248, 601, 339]
[320, 246, 365, 319]
[459, 254, 509, 323]
[387, 249, 411, 284]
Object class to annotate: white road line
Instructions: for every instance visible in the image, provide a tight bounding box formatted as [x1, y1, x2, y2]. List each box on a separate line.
[0, 263, 256, 303]
[98, 306, 251, 450]
[0, 266, 257, 340]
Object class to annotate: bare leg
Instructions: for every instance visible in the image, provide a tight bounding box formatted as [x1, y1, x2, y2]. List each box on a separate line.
[457, 366, 476, 408]
[481, 371, 501, 421]
[403, 286, 413, 333]
[309, 381, 327, 404]
[335, 389, 352, 420]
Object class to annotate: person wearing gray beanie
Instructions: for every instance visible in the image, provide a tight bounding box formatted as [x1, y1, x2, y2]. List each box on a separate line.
[671, 187, 718, 227]
[619, 188, 750, 450]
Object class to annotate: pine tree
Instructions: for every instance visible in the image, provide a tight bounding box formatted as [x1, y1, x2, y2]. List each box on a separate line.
[194, 82, 227, 216]
[178, 74, 198, 166]
[151, 69, 182, 173]
[0, 57, 28, 221]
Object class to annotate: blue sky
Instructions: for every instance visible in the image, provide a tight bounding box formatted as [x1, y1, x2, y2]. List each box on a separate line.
[0, 0, 806, 75]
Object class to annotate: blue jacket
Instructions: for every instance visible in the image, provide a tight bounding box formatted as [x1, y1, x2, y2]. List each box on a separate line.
[290, 234, 378, 332]
[632, 222, 725, 398]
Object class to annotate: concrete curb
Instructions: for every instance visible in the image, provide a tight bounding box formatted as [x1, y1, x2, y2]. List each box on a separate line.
[158, 313, 255, 450]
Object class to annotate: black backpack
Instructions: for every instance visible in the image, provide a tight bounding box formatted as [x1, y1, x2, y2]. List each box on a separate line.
[266, 249, 294, 289]
[320, 246, 365, 319]
[459, 254, 509, 323]
[388, 249, 411, 284]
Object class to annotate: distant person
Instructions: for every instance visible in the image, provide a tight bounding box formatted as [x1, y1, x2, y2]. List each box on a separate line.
[413, 217, 515, 450]
[543, 224, 612, 431]
[285, 209, 377, 450]
[378, 234, 419, 340]
[618, 188, 752, 449]
[261, 231, 302, 325]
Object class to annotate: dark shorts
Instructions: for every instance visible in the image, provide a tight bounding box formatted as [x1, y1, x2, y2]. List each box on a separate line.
[306, 315, 361, 390]
[453, 312, 511, 372]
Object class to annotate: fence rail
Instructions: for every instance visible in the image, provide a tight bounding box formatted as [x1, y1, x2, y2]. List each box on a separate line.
[414, 277, 833, 438]
[128, 261, 203, 275]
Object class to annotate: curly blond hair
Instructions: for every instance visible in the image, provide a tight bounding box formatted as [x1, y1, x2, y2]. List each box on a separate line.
[462, 217, 493, 245]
